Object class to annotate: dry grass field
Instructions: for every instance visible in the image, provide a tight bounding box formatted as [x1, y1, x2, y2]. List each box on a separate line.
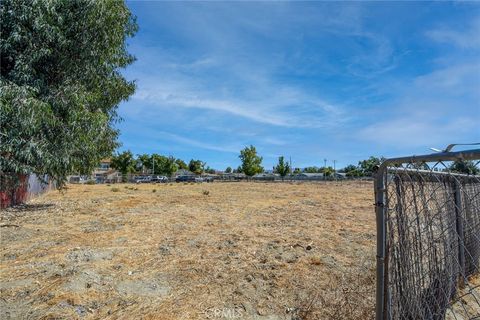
[1, 182, 376, 320]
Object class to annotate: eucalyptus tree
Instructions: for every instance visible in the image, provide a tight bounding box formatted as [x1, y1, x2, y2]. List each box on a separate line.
[0, 0, 137, 187]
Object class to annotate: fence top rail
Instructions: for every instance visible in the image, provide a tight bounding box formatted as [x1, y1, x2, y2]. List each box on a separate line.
[386, 167, 480, 179]
[377, 148, 480, 176]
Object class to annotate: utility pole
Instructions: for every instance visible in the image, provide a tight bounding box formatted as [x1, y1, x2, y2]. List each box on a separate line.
[289, 156, 292, 173]
[152, 157, 155, 175]
[324, 158, 327, 181]
[333, 160, 337, 181]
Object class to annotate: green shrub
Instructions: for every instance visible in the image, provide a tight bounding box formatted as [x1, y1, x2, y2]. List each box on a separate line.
[111, 187, 120, 192]
[86, 180, 96, 185]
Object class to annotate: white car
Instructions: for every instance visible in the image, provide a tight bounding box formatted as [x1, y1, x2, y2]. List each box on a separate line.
[135, 176, 152, 184]
[152, 176, 168, 183]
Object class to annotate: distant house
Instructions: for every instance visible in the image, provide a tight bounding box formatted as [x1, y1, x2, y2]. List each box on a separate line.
[68, 158, 118, 183]
[92, 159, 117, 183]
[96, 159, 111, 171]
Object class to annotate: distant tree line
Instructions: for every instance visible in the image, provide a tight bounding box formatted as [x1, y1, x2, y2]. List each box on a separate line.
[109, 145, 267, 178]
[110, 148, 478, 179]
[110, 151, 217, 176]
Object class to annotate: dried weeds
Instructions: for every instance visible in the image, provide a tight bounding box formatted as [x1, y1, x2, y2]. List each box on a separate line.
[1, 181, 375, 319]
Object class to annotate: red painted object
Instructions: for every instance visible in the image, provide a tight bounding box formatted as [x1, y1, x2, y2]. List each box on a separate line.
[0, 174, 29, 209]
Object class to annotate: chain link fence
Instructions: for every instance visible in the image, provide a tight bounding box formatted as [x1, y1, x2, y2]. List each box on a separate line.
[374, 147, 480, 320]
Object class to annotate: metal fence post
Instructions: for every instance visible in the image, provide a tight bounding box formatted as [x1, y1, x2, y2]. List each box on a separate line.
[375, 168, 387, 320]
[453, 179, 466, 286]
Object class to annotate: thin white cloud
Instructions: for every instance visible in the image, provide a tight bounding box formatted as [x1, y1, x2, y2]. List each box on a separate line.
[133, 79, 346, 128]
[157, 131, 240, 153]
[164, 57, 217, 71]
[414, 63, 480, 93]
[358, 117, 478, 148]
[426, 19, 480, 49]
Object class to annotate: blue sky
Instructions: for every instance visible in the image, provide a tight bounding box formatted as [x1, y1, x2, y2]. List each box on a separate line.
[117, 1, 480, 170]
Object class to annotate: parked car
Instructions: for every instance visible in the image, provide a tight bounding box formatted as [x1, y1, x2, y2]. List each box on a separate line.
[135, 176, 152, 184]
[175, 175, 196, 182]
[151, 176, 168, 183]
[194, 176, 214, 183]
[77, 177, 89, 184]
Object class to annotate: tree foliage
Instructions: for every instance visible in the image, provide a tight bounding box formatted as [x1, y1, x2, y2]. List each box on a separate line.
[0, 0, 137, 187]
[303, 166, 321, 173]
[274, 156, 291, 179]
[112, 152, 185, 176]
[225, 166, 232, 174]
[342, 164, 357, 173]
[175, 159, 188, 170]
[136, 154, 179, 175]
[320, 166, 334, 177]
[239, 145, 263, 177]
[205, 166, 216, 174]
[449, 160, 479, 175]
[156, 155, 178, 176]
[189, 159, 205, 175]
[358, 156, 384, 176]
[343, 164, 363, 177]
[136, 154, 151, 172]
[111, 151, 136, 175]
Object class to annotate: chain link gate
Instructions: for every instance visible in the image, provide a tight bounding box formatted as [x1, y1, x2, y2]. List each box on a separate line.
[374, 147, 480, 320]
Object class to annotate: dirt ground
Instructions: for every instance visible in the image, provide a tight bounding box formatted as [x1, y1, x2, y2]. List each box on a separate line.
[1, 182, 377, 320]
